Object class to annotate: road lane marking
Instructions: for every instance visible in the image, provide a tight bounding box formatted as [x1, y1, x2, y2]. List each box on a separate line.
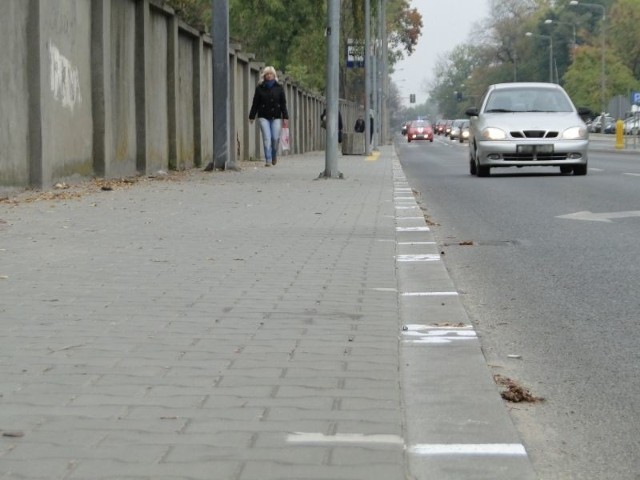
[556, 210, 640, 222]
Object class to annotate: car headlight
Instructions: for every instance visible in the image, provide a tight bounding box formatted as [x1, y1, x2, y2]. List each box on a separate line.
[480, 127, 507, 140]
[562, 126, 588, 140]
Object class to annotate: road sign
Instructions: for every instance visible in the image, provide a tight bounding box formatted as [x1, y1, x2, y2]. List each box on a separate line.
[346, 40, 364, 68]
[608, 95, 630, 120]
[632, 91, 640, 106]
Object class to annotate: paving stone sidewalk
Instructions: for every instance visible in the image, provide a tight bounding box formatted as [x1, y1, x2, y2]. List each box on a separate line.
[0, 147, 535, 480]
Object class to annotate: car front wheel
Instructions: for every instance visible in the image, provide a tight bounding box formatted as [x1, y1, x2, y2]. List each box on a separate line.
[477, 164, 490, 177]
[573, 164, 588, 175]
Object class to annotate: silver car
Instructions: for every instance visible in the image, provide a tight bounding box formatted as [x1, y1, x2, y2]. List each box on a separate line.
[465, 82, 590, 176]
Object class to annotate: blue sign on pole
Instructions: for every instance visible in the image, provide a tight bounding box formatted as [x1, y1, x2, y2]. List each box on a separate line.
[631, 91, 640, 105]
[346, 40, 364, 69]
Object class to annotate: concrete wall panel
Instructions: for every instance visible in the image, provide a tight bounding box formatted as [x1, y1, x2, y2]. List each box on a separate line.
[41, 0, 94, 181]
[177, 32, 195, 170]
[0, 1, 30, 186]
[146, 10, 169, 172]
[200, 42, 213, 166]
[110, 0, 137, 176]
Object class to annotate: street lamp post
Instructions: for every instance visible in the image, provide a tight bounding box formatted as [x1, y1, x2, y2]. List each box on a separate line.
[525, 32, 554, 83]
[545, 19, 577, 48]
[569, 1, 606, 115]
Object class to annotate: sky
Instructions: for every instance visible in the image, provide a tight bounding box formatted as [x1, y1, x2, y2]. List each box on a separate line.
[392, 0, 491, 106]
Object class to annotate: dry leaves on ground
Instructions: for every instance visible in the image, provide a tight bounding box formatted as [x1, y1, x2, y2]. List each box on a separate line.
[0, 171, 189, 206]
[494, 374, 545, 403]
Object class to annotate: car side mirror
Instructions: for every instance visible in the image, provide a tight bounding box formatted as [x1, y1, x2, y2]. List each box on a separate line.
[465, 107, 479, 117]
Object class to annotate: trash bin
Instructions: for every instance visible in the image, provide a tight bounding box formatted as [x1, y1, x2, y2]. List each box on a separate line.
[342, 132, 365, 155]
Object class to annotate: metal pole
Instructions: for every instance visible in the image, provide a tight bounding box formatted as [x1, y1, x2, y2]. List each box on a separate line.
[375, 0, 383, 149]
[371, 40, 378, 150]
[322, 0, 341, 178]
[381, 0, 388, 144]
[207, 0, 233, 171]
[549, 36, 553, 83]
[364, 0, 371, 156]
[601, 12, 606, 115]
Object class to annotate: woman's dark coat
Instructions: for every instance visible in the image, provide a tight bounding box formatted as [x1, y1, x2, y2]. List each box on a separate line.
[249, 82, 289, 121]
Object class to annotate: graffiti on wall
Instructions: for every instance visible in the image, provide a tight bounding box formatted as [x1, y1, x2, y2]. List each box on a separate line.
[48, 43, 82, 111]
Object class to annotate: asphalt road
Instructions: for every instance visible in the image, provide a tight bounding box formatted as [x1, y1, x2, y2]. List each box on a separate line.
[395, 134, 640, 480]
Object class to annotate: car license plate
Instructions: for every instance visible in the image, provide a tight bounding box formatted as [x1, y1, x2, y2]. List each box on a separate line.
[517, 144, 554, 154]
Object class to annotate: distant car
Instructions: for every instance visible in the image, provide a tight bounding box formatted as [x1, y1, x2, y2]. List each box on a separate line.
[624, 116, 640, 135]
[458, 119, 470, 143]
[444, 119, 454, 136]
[590, 114, 614, 133]
[449, 119, 466, 140]
[406, 120, 434, 143]
[435, 120, 447, 135]
[465, 82, 590, 176]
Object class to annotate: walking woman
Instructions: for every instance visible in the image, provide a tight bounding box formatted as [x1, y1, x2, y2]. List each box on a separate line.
[249, 66, 289, 166]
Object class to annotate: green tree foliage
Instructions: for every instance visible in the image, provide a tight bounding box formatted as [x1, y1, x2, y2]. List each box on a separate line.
[424, 0, 639, 119]
[609, 0, 640, 78]
[164, 0, 422, 98]
[564, 45, 639, 112]
[163, 0, 211, 31]
[229, 0, 326, 82]
[429, 45, 486, 118]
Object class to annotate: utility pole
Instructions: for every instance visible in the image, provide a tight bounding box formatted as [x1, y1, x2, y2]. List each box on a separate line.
[364, 0, 371, 156]
[321, 0, 341, 178]
[380, 0, 388, 144]
[206, 0, 235, 171]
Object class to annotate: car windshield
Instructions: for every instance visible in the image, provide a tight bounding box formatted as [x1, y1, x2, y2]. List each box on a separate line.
[484, 87, 574, 113]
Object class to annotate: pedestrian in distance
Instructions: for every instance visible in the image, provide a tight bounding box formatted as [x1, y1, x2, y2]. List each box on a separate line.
[320, 108, 343, 143]
[249, 66, 289, 166]
[369, 110, 374, 143]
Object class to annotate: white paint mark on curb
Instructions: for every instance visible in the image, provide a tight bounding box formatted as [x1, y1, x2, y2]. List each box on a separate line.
[396, 226, 430, 232]
[409, 444, 527, 456]
[287, 432, 404, 446]
[398, 241, 436, 245]
[402, 291, 458, 297]
[396, 254, 440, 262]
[404, 324, 471, 330]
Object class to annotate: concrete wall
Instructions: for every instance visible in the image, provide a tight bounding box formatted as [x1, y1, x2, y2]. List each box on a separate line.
[0, 1, 30, 187]
[0, 0, 361, 189]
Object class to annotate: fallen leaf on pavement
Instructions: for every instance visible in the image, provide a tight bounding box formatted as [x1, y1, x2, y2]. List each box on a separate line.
[494, 374, 544, 403]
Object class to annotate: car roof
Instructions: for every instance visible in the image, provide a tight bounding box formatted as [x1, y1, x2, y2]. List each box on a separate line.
[489, 82, 564, 91]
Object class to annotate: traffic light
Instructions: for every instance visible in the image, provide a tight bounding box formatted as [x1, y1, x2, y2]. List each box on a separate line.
[410, 93, 416, 103]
